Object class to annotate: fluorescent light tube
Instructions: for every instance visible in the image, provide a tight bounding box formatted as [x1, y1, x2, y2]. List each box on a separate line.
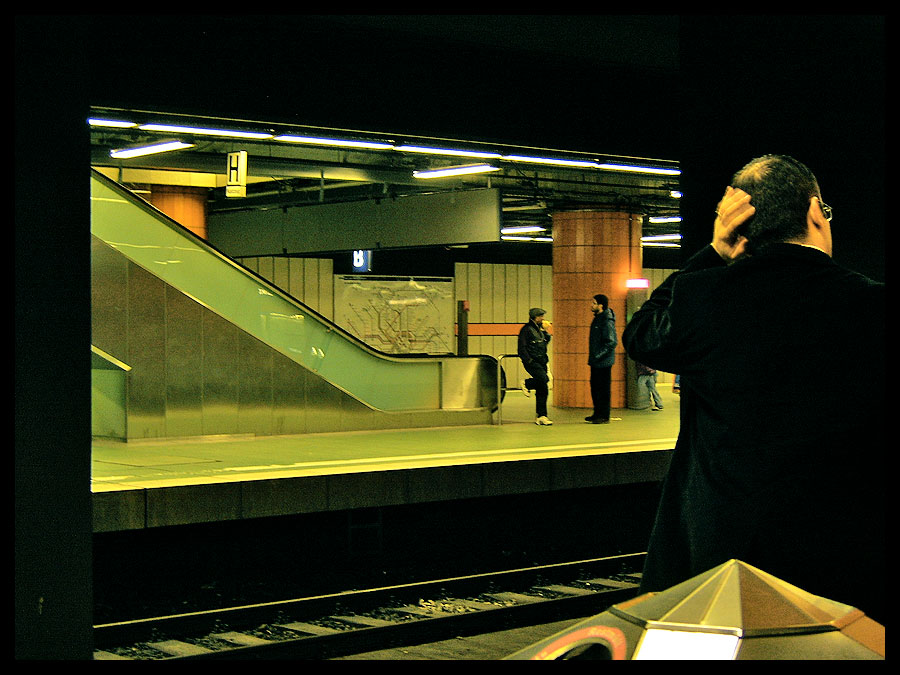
[642, 234, 683, 241]
[597, 163, 681, 175]
[395, 145, 502, 159]
[89, 118, 137, 128]
[413, 164, 501, 179]
[109, 141, 195, 159]
[139, 123, 273, 139]
[496, 154, 681, 175]
[273, 135, 393, 150]
[648, 216, 683, 224]
[501, 225, 547, 234]
[501, 235, 553, 242]
[502, 154, 600, 168]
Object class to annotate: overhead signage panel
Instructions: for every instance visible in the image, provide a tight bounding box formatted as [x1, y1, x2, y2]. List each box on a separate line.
[208, 188, 502, 256]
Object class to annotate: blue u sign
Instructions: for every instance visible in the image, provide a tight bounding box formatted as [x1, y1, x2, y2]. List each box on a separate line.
[352, 249, 372, 272]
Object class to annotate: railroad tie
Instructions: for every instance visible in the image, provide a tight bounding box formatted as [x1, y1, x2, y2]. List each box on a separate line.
[532, 584, 598, 596]
[210, 631, 274, 647]
[330, 615, 397, 628]
[277, 621, 342, 636]
[145, 639, 214, 657]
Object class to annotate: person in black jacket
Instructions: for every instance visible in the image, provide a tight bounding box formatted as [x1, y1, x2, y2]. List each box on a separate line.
[623, 155, 885, 623]
[518, 307, 553, 425]
[586, 294, 617, 423]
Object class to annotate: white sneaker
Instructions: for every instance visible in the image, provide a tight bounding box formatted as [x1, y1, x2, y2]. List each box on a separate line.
[535, 416, 553, 426]
[520, 380, 531, 397]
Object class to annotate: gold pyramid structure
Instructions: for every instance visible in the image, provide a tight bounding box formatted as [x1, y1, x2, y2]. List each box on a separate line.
[507, 559, 884, 660]
[619, 558, 859, 634]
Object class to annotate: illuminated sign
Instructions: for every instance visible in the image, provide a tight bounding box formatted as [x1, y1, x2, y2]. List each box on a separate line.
[226, 151, 247, 198]
[352, 249, 372, 272]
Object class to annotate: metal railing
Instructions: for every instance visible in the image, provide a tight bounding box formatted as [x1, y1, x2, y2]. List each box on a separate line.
[496, 353, 521, 426]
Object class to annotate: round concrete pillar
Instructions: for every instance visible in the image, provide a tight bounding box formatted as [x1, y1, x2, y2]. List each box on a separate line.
[551, 210, 643, 410]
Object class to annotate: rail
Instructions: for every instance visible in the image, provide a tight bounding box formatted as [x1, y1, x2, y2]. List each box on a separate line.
[93, 553, 646, 660]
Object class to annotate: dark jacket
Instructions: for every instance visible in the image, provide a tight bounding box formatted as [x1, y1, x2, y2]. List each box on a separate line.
[635, 362, 656, 376]
[588, 308, 617, 368]
[622, 243, 885, 620]
[517, 320, 551, 369]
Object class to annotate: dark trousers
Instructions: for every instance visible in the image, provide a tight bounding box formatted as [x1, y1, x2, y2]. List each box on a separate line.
[524, 362, 549, 418]
[590, 366, 611, 420]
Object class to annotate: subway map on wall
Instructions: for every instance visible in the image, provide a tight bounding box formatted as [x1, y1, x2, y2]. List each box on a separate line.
[334, 276, 455, 354]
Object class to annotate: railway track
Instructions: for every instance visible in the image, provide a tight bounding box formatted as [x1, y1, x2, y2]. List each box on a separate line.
[93, 552, 645, 660]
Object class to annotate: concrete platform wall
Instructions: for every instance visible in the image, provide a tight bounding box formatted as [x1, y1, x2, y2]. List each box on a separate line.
[93, 449, 673, 532]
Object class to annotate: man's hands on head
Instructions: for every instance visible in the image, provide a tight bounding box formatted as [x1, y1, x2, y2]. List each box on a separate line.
[712, 187, 756, 262]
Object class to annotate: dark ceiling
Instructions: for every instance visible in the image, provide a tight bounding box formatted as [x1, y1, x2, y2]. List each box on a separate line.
[83, 15, 681, 159]
[82, 16, 686, 265]
[19, 15, 885, 277]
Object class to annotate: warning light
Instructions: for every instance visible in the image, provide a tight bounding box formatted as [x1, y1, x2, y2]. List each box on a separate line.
[626, 278, 650, 289]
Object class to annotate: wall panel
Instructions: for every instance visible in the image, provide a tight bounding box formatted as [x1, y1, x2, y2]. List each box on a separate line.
[165, 286, 203, 438]
[288, 257, 305, 300]
[126, 263, 166, 438]
[201, 310, 240, 435]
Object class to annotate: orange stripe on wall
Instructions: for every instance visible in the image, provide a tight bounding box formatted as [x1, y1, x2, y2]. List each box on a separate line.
[456, 323, 523, 336]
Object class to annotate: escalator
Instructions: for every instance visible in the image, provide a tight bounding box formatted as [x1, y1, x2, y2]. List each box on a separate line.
[90, 169, 499, 440]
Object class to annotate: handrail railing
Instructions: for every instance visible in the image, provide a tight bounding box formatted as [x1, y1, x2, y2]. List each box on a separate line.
[496, 353, 521, 426]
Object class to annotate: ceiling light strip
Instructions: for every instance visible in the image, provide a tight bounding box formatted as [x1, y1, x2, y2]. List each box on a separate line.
[110, 141, 195, 159]
[501, 154, 600, 168]
[642, 234, 683, 241]
[597, 162, 681, 176]
[413, 164, 501, 179]
[138, 123, 274, 139]
[89, 118, 138, 128]
[501, 235, 554, 242]
[501, 225, 547, 234]
[90, 115, 680, 175]
[395, 145, 502, 159]
[273, 134, 393, 150]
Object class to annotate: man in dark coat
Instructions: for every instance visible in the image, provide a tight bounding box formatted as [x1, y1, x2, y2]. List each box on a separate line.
[587, 294, 617, 423]
[622, 155, 884, 623]
[518, 307, 553, 425]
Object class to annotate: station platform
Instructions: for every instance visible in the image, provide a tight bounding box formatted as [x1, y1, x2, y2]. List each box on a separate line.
[92, 390, 679, 533]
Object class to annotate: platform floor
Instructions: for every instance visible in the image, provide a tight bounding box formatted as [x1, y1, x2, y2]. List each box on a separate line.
[92, 389, 680, 533]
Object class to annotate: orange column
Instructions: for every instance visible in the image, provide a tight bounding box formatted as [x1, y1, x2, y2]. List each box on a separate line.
[148, 185, 209, 240]
[551, 210, 643, 410]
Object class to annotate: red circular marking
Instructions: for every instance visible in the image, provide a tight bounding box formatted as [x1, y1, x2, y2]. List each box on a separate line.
[532, 625, 628, 660]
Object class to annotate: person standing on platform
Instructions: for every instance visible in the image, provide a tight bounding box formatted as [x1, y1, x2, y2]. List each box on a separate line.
[518, 307, 553, 426]
[636, 361, 664, 411]
[622, 155, 885, 623]
[586, 294, 617, 424]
